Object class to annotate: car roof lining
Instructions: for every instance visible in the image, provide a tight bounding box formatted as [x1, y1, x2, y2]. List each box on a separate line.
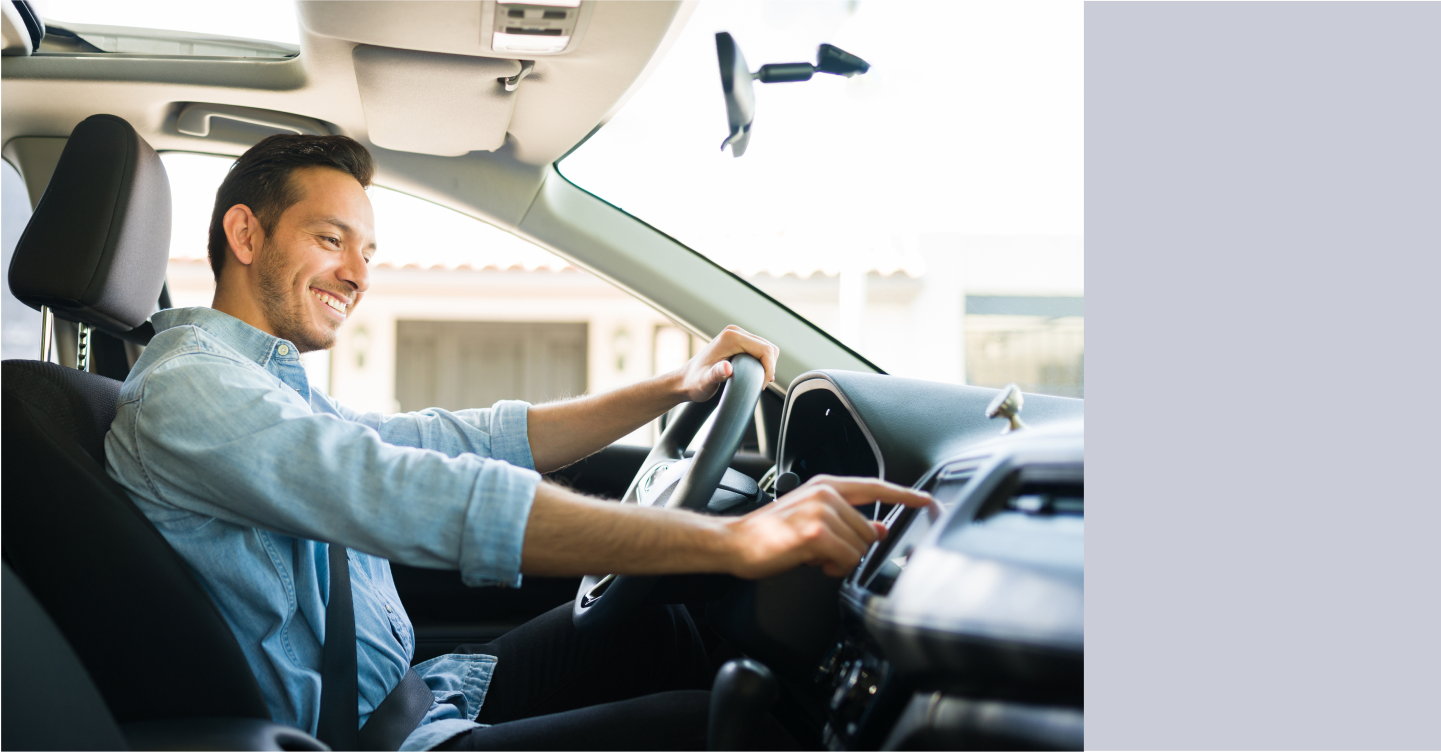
[1, 1, 693, 231]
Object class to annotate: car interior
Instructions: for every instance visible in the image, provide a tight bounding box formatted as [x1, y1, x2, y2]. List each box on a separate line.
[2, 1, 1084, 750]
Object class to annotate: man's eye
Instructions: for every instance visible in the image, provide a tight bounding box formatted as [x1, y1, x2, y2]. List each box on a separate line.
[322, 236, 341, 247]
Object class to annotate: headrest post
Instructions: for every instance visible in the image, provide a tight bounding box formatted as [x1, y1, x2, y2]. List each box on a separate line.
[77, 323, 93, 372]
[39, 306, 54, 363]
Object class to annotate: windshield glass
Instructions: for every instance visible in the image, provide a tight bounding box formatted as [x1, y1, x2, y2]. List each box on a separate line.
[561, 0, 1083, 396]
[41, 0, 299, 50]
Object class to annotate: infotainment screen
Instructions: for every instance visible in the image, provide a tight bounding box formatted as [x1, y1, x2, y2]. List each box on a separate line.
[856, 475, 971, 595]
[859, 501, 943, 595]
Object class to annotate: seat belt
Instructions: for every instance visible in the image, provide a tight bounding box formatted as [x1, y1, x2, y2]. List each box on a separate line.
[359, 668, 435, 751]
[318, 544, 359, 750]
[317, 544, 436, 751]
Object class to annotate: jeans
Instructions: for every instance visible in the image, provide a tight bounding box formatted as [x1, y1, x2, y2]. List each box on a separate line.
[433, 603, 798, 750]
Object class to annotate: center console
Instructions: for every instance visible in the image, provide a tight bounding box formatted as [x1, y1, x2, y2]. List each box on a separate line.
[814, 423, 1085, 750]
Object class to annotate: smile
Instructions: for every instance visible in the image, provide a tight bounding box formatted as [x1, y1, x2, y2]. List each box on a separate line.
[311, 287, 349, 317]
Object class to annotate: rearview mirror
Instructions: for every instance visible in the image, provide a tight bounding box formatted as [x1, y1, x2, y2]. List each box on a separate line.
[716, 32, 755, 157]
[715, 32, 871, 158]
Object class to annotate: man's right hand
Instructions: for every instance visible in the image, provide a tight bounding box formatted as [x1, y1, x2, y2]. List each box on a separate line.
[719, 475, 932, 579]
[521, 475, 930, 580]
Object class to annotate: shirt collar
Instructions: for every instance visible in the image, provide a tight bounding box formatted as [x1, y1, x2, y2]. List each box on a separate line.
[152, 307, 304, 373]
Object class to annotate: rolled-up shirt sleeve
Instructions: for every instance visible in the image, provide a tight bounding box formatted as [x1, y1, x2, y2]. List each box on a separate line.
[125, 351, 538, 587]
[325, 396, 536, 472]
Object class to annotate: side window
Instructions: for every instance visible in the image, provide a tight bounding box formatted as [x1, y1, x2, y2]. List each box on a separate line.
[161, 153, 687, 445]
[2, 159, 41, 361]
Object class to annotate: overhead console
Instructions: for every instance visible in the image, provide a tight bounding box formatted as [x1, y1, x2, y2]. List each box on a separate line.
[490, 0, 588, 56]
[301, 1, 595, 59]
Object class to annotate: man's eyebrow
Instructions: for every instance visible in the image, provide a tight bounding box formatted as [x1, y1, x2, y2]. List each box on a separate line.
[311, 217, 378, 252]
[313, 217, 353, 234]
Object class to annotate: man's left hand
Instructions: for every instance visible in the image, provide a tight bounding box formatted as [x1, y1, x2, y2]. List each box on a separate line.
[678, 325, 779, 402]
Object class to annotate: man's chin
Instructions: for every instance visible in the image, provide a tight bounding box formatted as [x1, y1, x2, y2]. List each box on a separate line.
[281, 322, 337, 354]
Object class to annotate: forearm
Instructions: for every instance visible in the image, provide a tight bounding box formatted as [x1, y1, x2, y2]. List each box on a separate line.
[519, 481, 731, 576]
[526, 370, 686, 473]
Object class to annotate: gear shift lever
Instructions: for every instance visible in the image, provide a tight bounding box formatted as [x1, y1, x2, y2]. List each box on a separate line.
[708, 658, 779, 751]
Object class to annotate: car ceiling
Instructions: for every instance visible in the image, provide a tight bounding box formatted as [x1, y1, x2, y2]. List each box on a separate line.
[0, 0, 693, 229]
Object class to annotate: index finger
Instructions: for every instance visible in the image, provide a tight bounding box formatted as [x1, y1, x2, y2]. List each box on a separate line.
[808, 475, 932, 509]
[723, 325, 779, 386]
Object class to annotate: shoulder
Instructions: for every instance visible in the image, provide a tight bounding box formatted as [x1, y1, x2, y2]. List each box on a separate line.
[122, 325, 270, 402]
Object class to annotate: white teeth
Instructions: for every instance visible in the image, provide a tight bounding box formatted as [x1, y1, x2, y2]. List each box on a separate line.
[312, 289, 347, 315]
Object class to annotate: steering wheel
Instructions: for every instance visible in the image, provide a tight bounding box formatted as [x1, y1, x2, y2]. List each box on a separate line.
[572, 353, 768, 634]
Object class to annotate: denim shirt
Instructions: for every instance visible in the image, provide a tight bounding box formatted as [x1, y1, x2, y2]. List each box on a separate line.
[104, 307, 542, 750]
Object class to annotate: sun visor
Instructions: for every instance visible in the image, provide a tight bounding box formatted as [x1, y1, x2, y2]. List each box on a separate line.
[352, 45, 522, 157]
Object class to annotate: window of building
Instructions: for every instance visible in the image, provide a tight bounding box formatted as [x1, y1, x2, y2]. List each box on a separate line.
[965, 295, 1084, 398]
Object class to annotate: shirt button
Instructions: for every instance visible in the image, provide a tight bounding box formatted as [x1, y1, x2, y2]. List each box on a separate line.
[277, 344, 289, 355]
[385, 604, 393, 613]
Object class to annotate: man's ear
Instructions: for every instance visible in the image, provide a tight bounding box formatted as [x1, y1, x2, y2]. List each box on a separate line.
[222, 204, 264, 267]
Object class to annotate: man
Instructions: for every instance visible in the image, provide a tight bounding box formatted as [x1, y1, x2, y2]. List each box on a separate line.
[105, 134, 927, 750]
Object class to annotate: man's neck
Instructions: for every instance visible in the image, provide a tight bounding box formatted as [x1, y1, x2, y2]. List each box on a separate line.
[211, 273, 280, 339]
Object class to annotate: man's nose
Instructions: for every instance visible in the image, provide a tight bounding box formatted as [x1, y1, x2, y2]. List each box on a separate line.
[339, 248, 370, 293]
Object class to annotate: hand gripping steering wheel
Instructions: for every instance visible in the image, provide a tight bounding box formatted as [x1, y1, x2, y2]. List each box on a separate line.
[572, 353, 768, 634]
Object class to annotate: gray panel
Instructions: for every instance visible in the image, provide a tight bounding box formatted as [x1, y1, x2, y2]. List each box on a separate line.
[457, 333, 523, 409]
[965, 296, 1084, 317]
[396, 320, 587, 412]
[540, 324, 588, 402]
[394, 324, 437, 413]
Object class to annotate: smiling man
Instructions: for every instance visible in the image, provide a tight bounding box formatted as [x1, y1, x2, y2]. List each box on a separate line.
[105, 134, 928, 751]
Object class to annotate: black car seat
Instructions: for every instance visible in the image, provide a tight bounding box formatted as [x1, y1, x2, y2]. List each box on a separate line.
[2, 563, 128, 751]
[2, 562, 325, 752]
[2, 115, 321, 749]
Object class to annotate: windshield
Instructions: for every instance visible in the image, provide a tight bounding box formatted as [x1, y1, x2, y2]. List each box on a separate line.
[561, 0, 1083, 397]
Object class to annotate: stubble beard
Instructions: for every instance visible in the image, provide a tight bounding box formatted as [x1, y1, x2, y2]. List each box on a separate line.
[255, 239, 337, 353]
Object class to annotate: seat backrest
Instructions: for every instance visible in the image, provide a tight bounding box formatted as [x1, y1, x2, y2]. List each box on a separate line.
[2, 359, 273, 724]
[2, 113, 273, 725]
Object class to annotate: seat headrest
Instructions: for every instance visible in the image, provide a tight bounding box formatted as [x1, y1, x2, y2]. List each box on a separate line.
[7, 114, 171, 336]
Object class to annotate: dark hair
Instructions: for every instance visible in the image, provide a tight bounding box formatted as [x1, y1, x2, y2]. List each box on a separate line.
[206, 134, 375, 280]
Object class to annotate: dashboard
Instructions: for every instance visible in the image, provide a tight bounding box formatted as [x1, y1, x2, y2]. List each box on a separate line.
[711, 370, 1084, 750]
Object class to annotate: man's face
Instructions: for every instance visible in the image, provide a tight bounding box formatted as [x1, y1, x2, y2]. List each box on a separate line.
[253, 167, 376, 352]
